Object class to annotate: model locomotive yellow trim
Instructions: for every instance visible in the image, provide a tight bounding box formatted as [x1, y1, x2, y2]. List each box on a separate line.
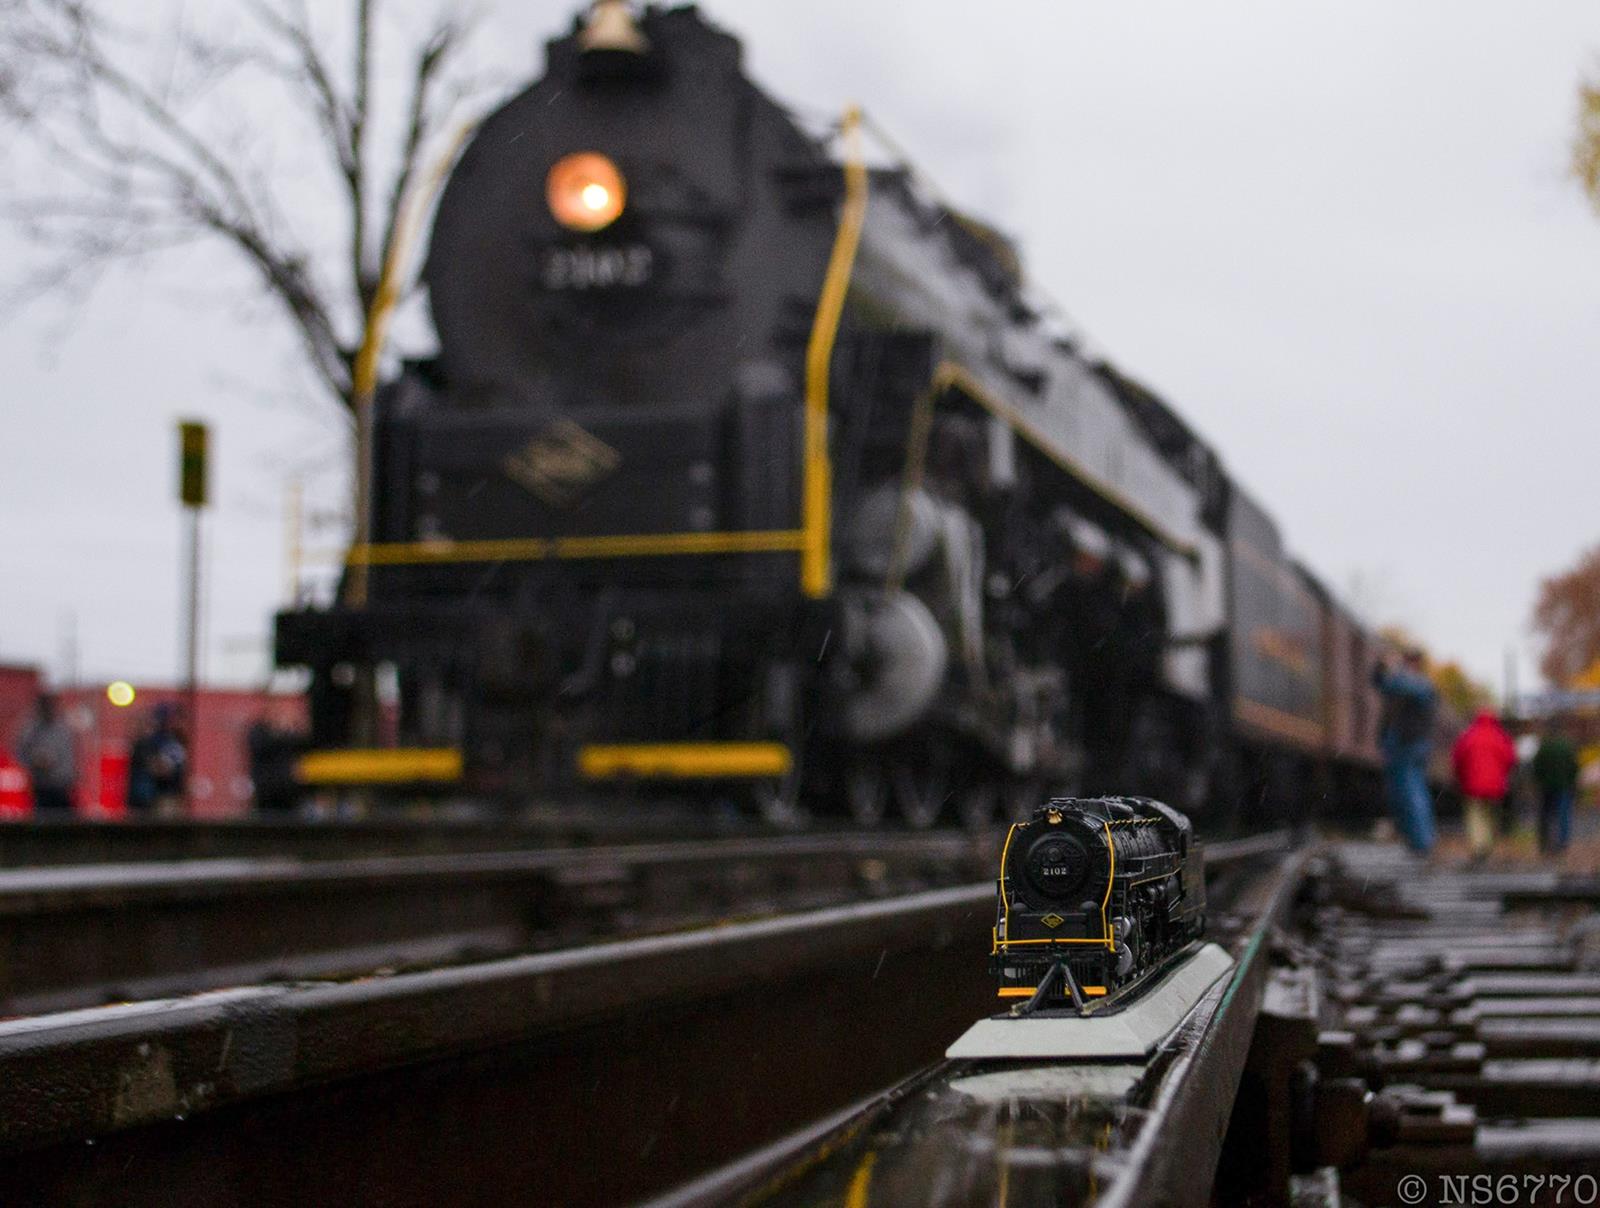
[990, 799, 1205, 1008]
[995, 818, 1116, 956]
[800, 104, 870, 599]
[1101, 819, 1115, 947]
[997, 821, 1018, 948]
[997, 985, 1106, 998]
[347, 528, 808, 567]
[296, 747, 464, 785]
[577, 741, 794, 779]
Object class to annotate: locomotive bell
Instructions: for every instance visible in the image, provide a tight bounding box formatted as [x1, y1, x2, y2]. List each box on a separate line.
[579, 1, 649, 54]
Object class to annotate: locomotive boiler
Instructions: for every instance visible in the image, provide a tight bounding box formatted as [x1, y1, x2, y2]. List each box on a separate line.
[274, 2, 1402, 826]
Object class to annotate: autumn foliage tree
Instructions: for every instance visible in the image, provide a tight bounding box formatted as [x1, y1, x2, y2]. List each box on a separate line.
[1539, 87, 1600, 691]
[1430, 661, 1493, 717]
[1575, 70, 1600, 215]
[1532, 544, 1600, 688]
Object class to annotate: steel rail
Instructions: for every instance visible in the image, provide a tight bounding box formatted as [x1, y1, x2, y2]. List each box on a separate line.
[0, 883, 996, 1207]
[0, 810, 768, 868]
[1096, 846, 1312, 1208]
[0, 814, 1291, 870]
[0, 832, 1287, 1205]
[0, 831, 990, 1016]
[0, 830, 1283, 1018]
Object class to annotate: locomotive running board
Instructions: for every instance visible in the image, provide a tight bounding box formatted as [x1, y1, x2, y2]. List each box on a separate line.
[944, 942, 1235, 1061]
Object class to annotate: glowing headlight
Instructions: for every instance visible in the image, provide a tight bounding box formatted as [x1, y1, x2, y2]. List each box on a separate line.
[547, 152, 626, 232]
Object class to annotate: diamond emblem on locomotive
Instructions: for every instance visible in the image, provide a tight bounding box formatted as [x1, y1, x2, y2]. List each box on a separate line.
[502, 420, 622, 508]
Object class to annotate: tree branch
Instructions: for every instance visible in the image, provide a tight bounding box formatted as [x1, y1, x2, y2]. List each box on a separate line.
[350, 0, 374, 308]
[377, 12, 468, 280]
[0, 0, 490, 415]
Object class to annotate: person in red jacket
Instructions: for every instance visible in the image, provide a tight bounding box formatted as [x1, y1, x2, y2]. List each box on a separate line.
[1451, 710, 1517, 861]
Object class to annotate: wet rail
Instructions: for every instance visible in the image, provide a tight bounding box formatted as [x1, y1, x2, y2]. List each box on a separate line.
[652, 840, 1308, 1207]
[0, 832, 991, 1016]
[0, 806, 761, 868]
[0, 833, 1284, 1205]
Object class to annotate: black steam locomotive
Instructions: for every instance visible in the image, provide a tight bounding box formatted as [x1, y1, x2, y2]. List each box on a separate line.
[275, 2, 1399, 826]
[991, 798, 1205, 1005]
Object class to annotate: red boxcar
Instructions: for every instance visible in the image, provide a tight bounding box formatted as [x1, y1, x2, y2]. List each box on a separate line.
[0, 665, 305, 819]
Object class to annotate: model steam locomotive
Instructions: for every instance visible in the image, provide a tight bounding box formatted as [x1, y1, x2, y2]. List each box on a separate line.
[991, 798, 1205, 1005]
[273, 2, 1402, 826]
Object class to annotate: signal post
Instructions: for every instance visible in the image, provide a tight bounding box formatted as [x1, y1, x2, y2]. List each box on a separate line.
[178, 420, 208, 815]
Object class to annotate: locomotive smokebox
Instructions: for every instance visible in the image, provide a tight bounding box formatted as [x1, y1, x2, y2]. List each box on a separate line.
[990, 797, 1207, 1007]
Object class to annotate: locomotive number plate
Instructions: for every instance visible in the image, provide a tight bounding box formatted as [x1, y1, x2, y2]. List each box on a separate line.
[540, 243, 654, 291]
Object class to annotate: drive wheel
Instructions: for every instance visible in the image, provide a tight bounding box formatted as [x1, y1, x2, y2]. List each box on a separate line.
[752, 771, 807, 831]
[1004, 775, 1045, 821]
[845, 762, 889, 827]
[892, 750, 950, 830]
[957, 779, 998, 831]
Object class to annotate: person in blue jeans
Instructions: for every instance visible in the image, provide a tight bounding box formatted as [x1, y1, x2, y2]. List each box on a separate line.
[1373, 649, 1439, 854]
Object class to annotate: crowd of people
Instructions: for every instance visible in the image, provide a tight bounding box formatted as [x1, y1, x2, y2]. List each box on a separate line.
[6, 679, 1593, 841]
[1374, 650, 1586, 862]
[12, 692, 189, 817]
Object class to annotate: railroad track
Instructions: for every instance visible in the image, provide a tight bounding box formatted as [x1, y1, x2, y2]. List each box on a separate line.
[653, 835, 1308, 1208]
[0, 832, 990, 1016]
[657, 841, 1600, 1208]
[1278, 844, 1600, 1206]
[0, 806, 765, 868]
[0, 832, 1283, 1205]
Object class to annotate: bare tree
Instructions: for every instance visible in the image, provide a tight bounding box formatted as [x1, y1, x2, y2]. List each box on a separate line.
[0, 0, 486, 414]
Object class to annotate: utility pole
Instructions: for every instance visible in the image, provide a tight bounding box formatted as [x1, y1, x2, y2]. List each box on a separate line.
[58, 609, 78, 690]
[285, 474, 304, 605]
[178, 420, 210, 816]
[1504, 645, 1519, 720]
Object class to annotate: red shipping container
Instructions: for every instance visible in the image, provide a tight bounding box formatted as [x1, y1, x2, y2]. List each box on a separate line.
[0, 753, 30, 819]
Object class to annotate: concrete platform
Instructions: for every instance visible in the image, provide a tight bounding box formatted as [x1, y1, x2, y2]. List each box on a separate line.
[945, 941, 1236, 1060]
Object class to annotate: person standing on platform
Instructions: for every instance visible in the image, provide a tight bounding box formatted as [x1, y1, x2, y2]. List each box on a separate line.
[127, 704, 188, 817]
[1451, 709, 1516, 862]
[15, 693, 77, 815]
[1373, 649, 1440, 855]
[1531, 727, 1580, 856]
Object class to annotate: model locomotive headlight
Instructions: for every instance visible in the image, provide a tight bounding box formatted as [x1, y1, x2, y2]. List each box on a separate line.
[547, 152, 626, 231]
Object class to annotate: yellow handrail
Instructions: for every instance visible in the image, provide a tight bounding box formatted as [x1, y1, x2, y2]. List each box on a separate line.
[800, 105, 870, 599]
[347, 119, 478, 607]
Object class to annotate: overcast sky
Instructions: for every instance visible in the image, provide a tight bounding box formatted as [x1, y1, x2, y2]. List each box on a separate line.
[1, 0, 1597, 696]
